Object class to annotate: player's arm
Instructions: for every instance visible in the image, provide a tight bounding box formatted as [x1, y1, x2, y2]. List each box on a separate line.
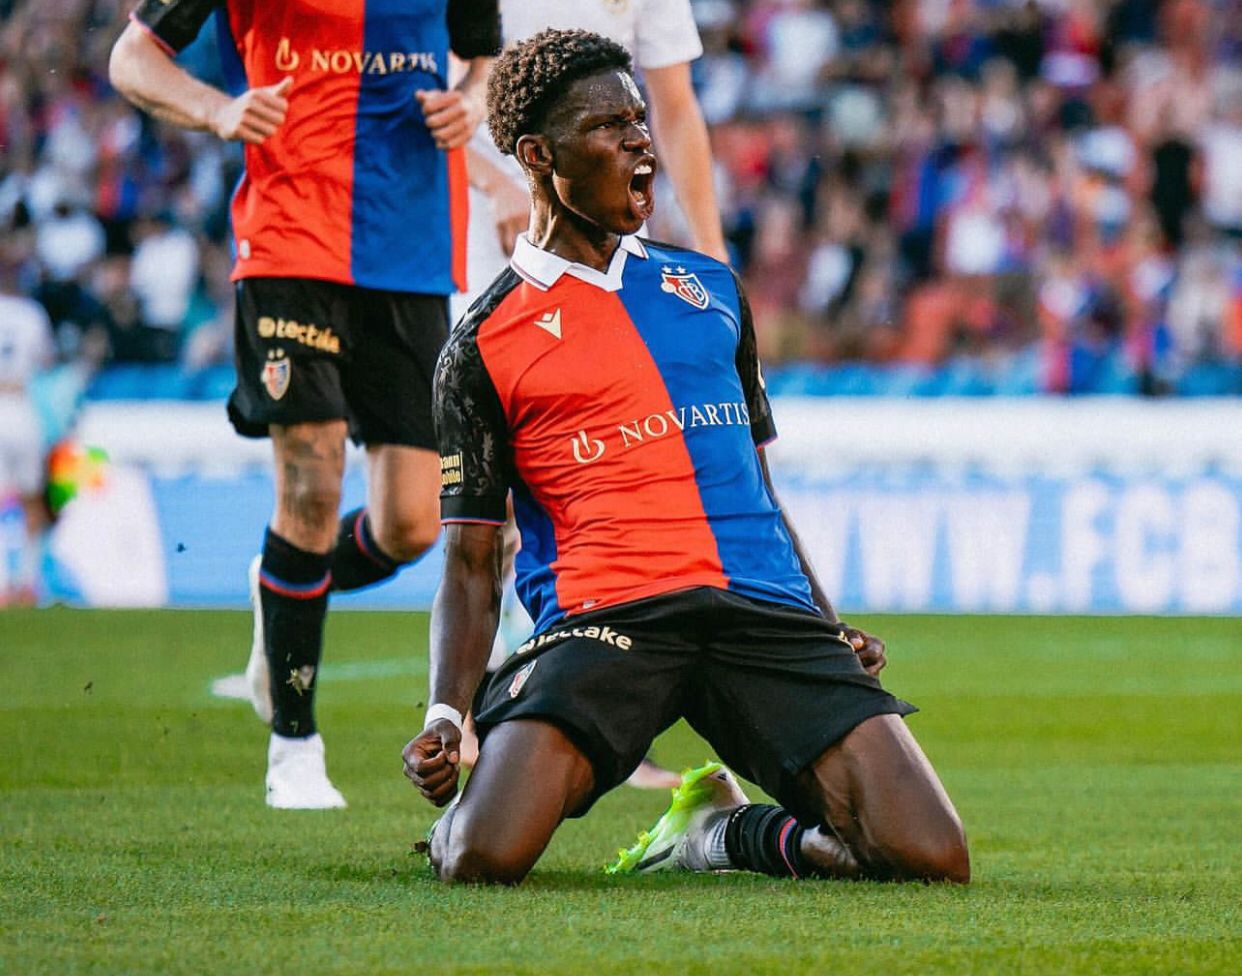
[402, 320, 511, 805]
[757, 447, 886, 674]
[109, 3, 290, 143]
[466, 145, 530, 255]
[733, 270, 886, 674]
[403, 522, 503, 807]
[645, 62, 728, 263]
[418, 0, 501, 149]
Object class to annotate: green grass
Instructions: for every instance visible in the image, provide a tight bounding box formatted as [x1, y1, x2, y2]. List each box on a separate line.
[2, 610, 1239, 975]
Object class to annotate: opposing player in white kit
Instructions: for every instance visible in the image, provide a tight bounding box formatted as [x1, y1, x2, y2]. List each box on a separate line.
[0, 263, 55, 605]
[453, 0, 727, 788]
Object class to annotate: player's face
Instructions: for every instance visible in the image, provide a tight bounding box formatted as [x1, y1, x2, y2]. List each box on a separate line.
[544, 70, 657, 235]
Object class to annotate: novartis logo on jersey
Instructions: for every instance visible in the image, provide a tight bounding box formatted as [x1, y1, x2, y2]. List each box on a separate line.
[274, 37, 439, 77]
[569, 401, 752, 464]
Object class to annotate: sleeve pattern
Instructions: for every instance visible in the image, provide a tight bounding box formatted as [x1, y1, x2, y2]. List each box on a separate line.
[731, 269, 778, 446]
[434, 307, 513, 524]
[132, 0, 223, 54]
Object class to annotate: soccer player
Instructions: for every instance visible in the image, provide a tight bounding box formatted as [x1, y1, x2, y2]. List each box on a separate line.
[402, 29, 970, 885]
[455, 0, 726, 792]
[109, 0, 500, 808]
[456, 0, 728, 321]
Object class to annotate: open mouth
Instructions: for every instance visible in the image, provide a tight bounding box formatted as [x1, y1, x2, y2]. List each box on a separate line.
[628, 158, 656, 222]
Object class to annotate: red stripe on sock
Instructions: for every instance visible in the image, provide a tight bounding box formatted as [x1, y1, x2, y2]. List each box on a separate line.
[777, 818, 800, 879]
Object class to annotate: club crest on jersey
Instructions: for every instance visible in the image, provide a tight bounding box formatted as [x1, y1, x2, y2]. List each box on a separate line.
[660, 266, 709, 310]
[262, 351, 291, 401]
[508, 660, 537, 700]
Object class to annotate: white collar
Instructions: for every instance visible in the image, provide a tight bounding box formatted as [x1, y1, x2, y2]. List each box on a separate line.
[510, 234, 648, 293]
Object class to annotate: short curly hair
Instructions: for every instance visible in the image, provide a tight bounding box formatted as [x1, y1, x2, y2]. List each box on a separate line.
[487, 28, 633, 156]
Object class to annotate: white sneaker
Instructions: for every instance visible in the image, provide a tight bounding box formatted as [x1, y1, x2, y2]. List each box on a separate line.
[244, 555, 273, 724]
[265, 732, 347, 809]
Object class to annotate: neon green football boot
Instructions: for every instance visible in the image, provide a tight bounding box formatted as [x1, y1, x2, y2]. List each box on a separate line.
[606, 761, 748, 874]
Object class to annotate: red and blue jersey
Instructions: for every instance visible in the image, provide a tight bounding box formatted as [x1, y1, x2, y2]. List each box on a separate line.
[435, 236, 816, 634]
[132, 0, 499, 295]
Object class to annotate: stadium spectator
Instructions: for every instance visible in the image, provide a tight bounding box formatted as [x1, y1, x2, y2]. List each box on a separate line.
[0, 0, 1236, 399]
[108, 0, 500, 809]
[403, 29, 969, 886]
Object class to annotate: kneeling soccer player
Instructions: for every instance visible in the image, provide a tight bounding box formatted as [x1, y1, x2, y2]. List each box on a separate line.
[402, 28, 970, 885]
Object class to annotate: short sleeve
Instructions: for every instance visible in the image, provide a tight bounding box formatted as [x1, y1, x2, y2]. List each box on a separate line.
[434, 328, 511, 524]
[633, 0, 703, 70]
[731, 270, 777, 447]
[447, 0, 502, 59]
[131, 0, 223, 55]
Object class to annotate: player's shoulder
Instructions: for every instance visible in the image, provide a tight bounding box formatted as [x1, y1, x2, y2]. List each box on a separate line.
[448, 267, 523, 344]
[637, 237, 727, 272]
[438, 267, 522, 381]
[636, 237, 743, 306]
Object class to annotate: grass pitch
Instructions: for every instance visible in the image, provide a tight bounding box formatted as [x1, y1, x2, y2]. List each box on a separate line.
[2, 610, 1239, 975]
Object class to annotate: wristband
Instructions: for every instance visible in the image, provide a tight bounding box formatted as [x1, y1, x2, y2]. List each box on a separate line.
[423, 703, 464, 733]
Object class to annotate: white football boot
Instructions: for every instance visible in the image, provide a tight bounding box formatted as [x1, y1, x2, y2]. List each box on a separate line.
[244, 555, 274, 724]
[265, 732, 347, 809]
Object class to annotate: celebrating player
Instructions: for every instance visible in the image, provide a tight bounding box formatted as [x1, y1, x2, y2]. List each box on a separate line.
[402, 29, 970, 885]
[455, 0, 728, 792]
[110, 0, 500, 808]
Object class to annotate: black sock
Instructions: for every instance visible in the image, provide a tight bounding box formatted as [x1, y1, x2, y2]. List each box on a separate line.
[329, 507, 403, 592]
[260, 528, 331, 738]
[723, 804, 814, 879]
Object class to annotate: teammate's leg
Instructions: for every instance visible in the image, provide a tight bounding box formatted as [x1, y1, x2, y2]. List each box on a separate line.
[429, 719, 595, 884]
[259, 419, 348, 808]
[330, 444, 440, 591]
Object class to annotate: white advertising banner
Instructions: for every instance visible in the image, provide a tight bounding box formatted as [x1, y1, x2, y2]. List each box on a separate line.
[33, 398, 1242, 613]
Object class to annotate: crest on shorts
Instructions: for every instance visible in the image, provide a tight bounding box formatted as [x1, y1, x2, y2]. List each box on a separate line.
[659, 266, 710, 310]
[508, 660, 537, 700]
[262, 350, 291, 401]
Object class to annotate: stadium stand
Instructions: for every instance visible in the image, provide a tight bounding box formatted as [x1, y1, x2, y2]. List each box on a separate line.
[0, 0, 1239, 401]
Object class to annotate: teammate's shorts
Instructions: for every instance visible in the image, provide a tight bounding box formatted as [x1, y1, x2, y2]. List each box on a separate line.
[227, 277, 448, 448]
[473, 586, 916, 821]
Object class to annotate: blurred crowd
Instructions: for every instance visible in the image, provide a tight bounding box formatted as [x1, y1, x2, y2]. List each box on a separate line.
[2, 0, 1241, 396]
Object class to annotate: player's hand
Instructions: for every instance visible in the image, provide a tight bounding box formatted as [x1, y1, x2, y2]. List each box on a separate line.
[208, 77, 292, 144]
[488, 175, 531, 255]
[842, 625, 887, 676]
[402, 720, 462, 807]
[416, 87, 484, 150]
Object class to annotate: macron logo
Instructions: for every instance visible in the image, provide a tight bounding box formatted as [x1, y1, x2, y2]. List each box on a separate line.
[533, 309, 562, 339]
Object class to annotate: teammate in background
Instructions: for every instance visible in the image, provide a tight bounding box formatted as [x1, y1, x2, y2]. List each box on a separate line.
[454, 0, 726, 790]
[403, 30, 969, 885]
[110, 0, 500, 809]
[0, 253, 56, 606]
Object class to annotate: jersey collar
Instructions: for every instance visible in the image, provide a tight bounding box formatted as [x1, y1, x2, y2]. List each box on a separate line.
[510, 234, 648, 293]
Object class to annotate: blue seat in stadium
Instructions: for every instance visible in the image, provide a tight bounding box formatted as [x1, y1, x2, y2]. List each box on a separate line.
[88, 364, 184, 400]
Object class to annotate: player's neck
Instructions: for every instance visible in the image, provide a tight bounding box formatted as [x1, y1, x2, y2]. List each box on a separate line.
[528, 207, 620, 273]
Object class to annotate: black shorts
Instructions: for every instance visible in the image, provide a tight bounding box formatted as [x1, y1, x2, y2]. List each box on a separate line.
[227, 277, 449, 448]
[473, 587, 916, 821]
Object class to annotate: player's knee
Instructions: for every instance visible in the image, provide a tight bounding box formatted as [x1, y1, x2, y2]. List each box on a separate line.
[882, 821, 970, 884]
[437, 833, 532, 886]
[372, 513, 439, 563]
[280, 479, 341, 534]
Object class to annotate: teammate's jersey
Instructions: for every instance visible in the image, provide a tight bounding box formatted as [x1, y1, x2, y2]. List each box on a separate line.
[132, 0, 500, 295]
[436, 236, 816, 633]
